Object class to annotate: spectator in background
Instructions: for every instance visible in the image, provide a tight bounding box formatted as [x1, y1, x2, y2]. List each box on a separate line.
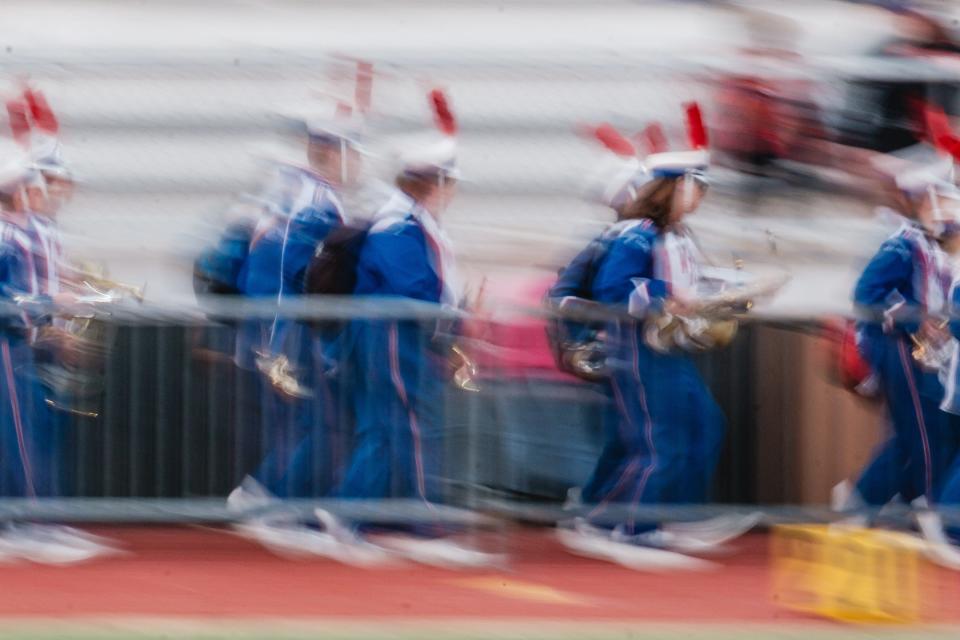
[712, 7, 825, 180]
[835, 4, 960, 153]
[826, 3, 960, 192]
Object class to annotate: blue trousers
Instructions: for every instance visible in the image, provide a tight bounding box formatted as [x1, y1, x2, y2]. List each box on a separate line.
[585, 326, 725, 532]
[940, 452, 960, 542]
[253, 335, 343, 498]
[337, 320, 444, 503]
[855, 335, 958, 506]
[0, 336, 55, 497]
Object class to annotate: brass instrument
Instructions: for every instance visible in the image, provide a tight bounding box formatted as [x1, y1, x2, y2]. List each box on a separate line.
[450, 343, 480, 392]
[255, 351, 313, 400]
[910, 318, 954, 374]
[559, 338, 607, 382]
[643, 271, 787, 354]
[36, 263, 145, 418]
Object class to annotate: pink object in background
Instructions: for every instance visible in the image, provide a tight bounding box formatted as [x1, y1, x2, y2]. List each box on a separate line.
[466, 273, 579, 382]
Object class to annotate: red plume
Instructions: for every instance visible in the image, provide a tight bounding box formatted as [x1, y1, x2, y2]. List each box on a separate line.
[23, 88, 58, 135]
[684, 102, 708, 149]
[635, 122, 668, 155]
[429, 88, 457, 136]
[924, 102, 960, 159]
[587, 123, 636, 157]
[355, 61, 373, 113]
[6, 98, 31, 146]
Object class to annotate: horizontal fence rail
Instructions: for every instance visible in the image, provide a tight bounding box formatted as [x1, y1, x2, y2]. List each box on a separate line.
[0, 296, 944, 533]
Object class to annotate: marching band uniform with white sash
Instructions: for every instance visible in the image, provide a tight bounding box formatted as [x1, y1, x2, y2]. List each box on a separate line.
[852, 218, 957, 506]
[0, 162, 42, 497]
[337, 186, 459, 503]
[939, 274, 960, 543]
[239, 167, 348, 498]
[586, 216, 725, 533]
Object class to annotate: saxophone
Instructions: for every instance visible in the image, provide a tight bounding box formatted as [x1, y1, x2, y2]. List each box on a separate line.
[643, 269, 787, 354]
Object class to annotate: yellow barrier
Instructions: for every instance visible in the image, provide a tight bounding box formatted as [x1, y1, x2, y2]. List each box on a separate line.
[770, 524, 928, 623]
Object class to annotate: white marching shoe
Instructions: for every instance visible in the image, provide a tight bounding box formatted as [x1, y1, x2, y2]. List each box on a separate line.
[660, 512, 762, 552]
[227, 476, 274, 514]
[914, 509, 960, 570]
[556, 519, 715, 572]
[311, 509, 395, 567]
[0, 523, 120, 565]
[830, 480, 869, 528]
[226, 478, 392, 567]
[368, 532, 506, 570]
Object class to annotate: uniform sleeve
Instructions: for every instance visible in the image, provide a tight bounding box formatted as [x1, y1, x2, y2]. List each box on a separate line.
[949, 281, 960, 340]
[853, 237, 915, 327]
[359, 226, 440, 302]
[591, 231, 668, 318]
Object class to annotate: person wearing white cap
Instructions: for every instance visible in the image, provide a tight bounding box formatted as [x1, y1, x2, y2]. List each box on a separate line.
[554, 105, 751, 558]
[229, 98, 364, 502]
[337, 89, 461, 506]
[929, 215, 960, 562]
[10, 86, 84, 501]
[546, 123, 651, 507]
[0, 148, 43, 498]
[319, 89, 509, 568]
[6, 85, 72, 295]
[834, 146, 960, 519]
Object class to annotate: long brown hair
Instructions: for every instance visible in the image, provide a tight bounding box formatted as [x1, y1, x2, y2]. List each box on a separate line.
[619, 177, 680, 229]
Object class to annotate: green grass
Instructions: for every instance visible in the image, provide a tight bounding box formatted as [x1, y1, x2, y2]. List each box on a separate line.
[1, 620, 960, 640]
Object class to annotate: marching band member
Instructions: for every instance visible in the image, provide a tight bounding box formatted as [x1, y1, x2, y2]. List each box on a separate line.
[4, 89, 71, 498]
[0, 89, 118, 563]
[324, 89, 500, 568]
[0, 150, 41, 498]
[19, 89, 75, 497]
[838, 153, 959, 514]
[231, 100, 363, 500]
[338, 89, 461, 506]
[557, 105, 756, 561]
[931, 267, 960, 558]
[923, 182, 960, 562]
[547, 122, 653, 508]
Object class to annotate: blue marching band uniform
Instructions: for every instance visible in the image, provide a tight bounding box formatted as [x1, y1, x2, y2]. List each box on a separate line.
[338, 185, 460, 504]
[851, 216, 958, 508]
[840, 154, 960, 552]
[238, 164, 349, 498]
[0, 200, 41, 498]
[937, 262, 960, 544]
[547, 139, 733, 549]
[587, 217, 726, 526]
[0, 152, 68, 499]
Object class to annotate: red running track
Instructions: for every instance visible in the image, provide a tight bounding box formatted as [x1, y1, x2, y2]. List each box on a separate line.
[0, 526, 956, 622]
